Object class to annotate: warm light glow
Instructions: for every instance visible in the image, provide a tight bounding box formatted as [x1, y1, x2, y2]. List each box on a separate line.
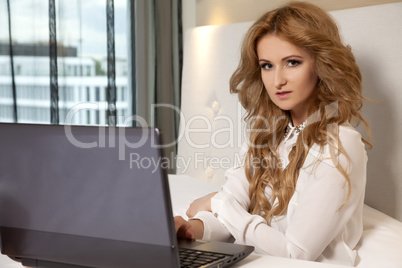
[208, 6, 231, 25]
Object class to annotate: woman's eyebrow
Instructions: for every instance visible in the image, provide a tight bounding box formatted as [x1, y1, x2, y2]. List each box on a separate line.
[258, 55, 303, 63]
[282, 55, 303, 61]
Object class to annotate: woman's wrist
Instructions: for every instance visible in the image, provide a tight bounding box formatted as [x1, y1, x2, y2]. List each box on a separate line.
[188, 219, 204, 240]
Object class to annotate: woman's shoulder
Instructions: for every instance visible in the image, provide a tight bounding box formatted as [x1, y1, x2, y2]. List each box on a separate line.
[338, 123, 366, 151]
[338, 122, 360, 135]
[307, 122, 367, 169]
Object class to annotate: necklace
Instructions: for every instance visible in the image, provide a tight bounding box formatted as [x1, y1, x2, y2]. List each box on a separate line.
[283, 122, 306, 138]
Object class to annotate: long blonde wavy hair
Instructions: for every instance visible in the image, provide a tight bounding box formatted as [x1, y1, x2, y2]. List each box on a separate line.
[229, 2, 371, 224]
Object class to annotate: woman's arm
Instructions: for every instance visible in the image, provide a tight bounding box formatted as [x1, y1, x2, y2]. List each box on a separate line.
[186, 166, 251, 242]
[186, 192, 217, 218]
[187, 143, 250, 218]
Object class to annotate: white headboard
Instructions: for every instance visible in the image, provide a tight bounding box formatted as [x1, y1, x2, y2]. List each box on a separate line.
[177, 2, 402, 221]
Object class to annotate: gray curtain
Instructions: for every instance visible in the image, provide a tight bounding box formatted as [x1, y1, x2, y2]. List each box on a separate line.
[132, 0, 182, 173]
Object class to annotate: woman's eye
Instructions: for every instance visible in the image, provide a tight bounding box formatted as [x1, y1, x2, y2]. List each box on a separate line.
[287, 60, 301, 67]
[260, 63, 273, 70]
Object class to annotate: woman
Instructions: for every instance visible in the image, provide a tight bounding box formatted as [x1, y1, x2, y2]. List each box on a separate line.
[175, 1, 371, 265]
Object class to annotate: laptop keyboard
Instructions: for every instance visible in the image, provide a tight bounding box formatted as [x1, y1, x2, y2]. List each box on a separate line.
[179, 248, 227, 268]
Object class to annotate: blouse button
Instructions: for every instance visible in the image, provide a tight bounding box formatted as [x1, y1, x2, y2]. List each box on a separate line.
[213, 212, 218, 218]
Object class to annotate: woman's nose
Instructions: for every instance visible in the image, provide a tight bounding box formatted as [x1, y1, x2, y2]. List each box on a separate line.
[274, 69, 287, 89]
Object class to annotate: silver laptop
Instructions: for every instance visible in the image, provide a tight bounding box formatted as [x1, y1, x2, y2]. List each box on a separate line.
[0, 123, 253, 267]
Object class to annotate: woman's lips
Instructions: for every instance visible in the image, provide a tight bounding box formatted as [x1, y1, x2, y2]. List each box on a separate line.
[276, 91, 292, 99]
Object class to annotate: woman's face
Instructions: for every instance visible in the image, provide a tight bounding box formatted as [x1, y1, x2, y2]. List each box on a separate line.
[257, 34, 318, 126]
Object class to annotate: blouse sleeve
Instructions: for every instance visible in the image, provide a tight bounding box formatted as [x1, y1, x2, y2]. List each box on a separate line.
[210, 126, 367, 261]
[191, 143, 251, 242]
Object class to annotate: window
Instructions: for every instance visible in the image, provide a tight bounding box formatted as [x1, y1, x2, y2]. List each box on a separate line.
[0, 0, 131, 126]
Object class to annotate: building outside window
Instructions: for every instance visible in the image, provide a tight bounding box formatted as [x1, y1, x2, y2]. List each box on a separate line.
[0, 0, 130, 126]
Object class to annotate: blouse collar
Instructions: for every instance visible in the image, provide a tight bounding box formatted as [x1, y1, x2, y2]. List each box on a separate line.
[283, 121, 307, 141]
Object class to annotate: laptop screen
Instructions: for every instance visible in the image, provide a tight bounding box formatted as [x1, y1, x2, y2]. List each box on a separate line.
[0, 123, 176, 248]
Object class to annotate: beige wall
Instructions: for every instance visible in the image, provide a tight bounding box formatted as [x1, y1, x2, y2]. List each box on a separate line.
[196, 0, 402, 26]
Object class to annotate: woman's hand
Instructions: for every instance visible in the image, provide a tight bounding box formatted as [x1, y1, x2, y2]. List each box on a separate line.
[186, 192, 218, 218]
[174, 216, 204, 240]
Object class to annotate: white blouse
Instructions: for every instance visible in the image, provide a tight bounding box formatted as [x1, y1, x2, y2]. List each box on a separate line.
[192, 123, 368, 266]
